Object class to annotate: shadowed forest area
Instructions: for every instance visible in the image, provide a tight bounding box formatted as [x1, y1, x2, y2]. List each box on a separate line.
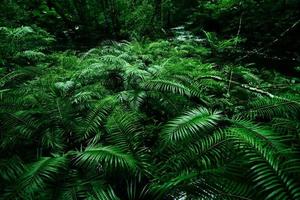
[0, 0, 300, 199]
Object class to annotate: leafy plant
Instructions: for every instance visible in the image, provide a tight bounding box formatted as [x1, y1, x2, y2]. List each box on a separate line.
[0, 24, 300, 200]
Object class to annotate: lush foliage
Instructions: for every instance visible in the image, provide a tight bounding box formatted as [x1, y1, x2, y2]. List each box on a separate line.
[0, 0, 196, 45]
[1, 1, 300, 200]
[1, 32, 300, 199]
[189, 0, 300, 69]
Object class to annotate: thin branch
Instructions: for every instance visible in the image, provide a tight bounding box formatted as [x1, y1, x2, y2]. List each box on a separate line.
[259, 83, 300, 89]
[198, 75, 274, 98]
[237, 18, 300, 62]
[228, 9, 243, 94]
[258, 18, 300, 51]
[197, 75, 300, 105]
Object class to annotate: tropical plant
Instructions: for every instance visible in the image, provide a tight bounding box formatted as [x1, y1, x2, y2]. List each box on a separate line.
[0, 26, 54, 71]
[1, 32, 299, 200]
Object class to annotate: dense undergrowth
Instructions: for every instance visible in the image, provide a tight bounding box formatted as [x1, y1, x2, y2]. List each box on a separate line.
[0, 25, 300, 199]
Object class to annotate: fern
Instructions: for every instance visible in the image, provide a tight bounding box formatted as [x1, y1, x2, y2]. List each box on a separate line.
[143, 79, 192, 97]
[77, 96, 117, 142]
[165, 131, 228, 171]
[1, 33, 300, 200]
[75, 145, 137, 171]
[105, 110, 143, 152]
[87, 186, 120, 200]
[0, 156, 25, 183]
[245, 96, 300, 119]
[162, 107, 221, 143]
[3, 156, 68, 199]
[226, 119, 300, 199]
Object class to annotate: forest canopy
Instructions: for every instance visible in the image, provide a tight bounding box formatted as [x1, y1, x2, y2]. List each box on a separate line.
[0, 0, 300, 199]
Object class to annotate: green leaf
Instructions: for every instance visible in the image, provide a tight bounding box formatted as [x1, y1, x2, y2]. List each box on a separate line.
[75, 146, 137, 171]
[162, 107, 221, 143]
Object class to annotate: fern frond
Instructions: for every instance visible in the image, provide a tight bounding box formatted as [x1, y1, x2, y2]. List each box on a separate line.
[271, 117, 300, 137]
[117, 90, 147, 110]
[100, 55, 130, 67]
[142, 79, 192, 97]
[41, 128, 65, 152]
[227, 119, 300, 199]
[5, 156, 68, 198]
[245, 96, 300, 119]
[165, 131, 227, 170]
[0, 156, 25, 182]
[150, 171, 198, 199]
[105, 110, 143, 152]
[228, 119, 288, 165]
[162, 107, 221, 143]
[16, 50, 46, 61]
[88, 185, 120, 200]
[245, 151, 300, 200]
[75, 145, 137, 171]
[77, 96, 117, 142]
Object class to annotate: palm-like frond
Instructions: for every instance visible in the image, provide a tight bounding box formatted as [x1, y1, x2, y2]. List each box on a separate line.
[226, 119, 300, 199]
[162, 107, 221, 143]
[3, 156, 68, 199]
[142, 78, 209, 106]
[0, 156, 25, 183]
[150, 171, 198, 199]
[228, 119, 287, 166]
[142, 79, 192, 97]
[245, 96, 300, 119]
[77, 96, 118, 142]
[245, 151, 300, 200]
[105, 110, 143, 152]
[75, 145, 137, 171]
[166, 131, 228, 171]
[87, 186, 120, 200]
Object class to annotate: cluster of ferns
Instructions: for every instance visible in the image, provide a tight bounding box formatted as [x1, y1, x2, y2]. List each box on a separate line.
[0, 26, 300, 200]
